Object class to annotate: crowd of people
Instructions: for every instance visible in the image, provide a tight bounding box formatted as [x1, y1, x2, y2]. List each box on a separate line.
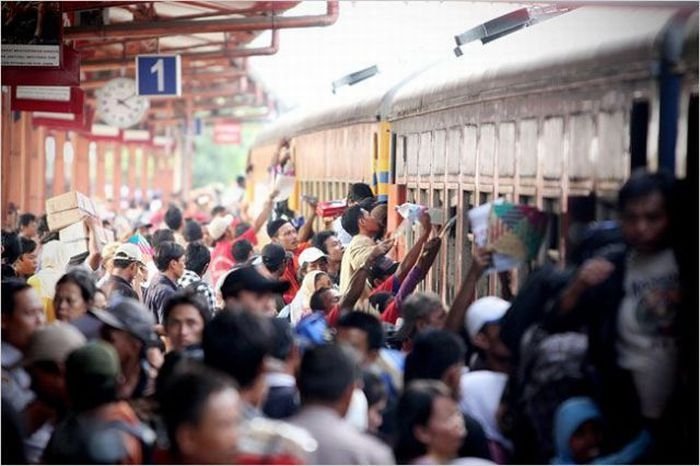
[0, 168, 696, 465]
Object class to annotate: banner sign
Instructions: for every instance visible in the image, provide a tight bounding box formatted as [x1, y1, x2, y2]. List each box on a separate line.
[1, 45, 80, 86]
[11, 86, 84, 113]
[1, 2, 63, 67]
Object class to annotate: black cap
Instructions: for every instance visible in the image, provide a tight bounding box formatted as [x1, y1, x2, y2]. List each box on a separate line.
[369, 255, 399, 279]
[220, 265, 290, 299]
[261, 243, 288, 269]
[92, 298, 159, 346]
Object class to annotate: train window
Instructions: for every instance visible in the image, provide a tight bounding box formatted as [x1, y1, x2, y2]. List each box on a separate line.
[445, 189, 458, 303]
[687, 94, 698, 179]
[407, 133, 419, 177]
[570, 113, 595, 180]
[419, 132, 432, 176]
[420, 188, 429, 206]
[476, 192, 491, 298]
[433, 129, 447, 175]
[478, 124, 496, 176]
[498, 122, 516, 177]
[447, 127, 461, 174]
[461, 190, 474, 295]
[462, 125, 477, 175]
[479, 192, 490, 206]
[431, 189, 444, 294]
[519, 195, 533, 206]
[542, 197, 561, 262]
[596, 196, 618, 221]
[597, 111, 625, 180]
[44, 136, 55, 197]
[519, 118, 538, 177]
[629, 100, 649, 171]
[391, 133, 399, 184]
[542, 117, 564, 179]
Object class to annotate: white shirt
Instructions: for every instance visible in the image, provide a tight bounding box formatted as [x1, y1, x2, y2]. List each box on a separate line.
[616, 248, 680, 419]
[332, 217, 353, 247]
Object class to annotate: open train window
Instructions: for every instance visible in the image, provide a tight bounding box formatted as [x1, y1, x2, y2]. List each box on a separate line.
[629, 100, 650, 170]
[431, 189, 444, 294]
[687, 94, 698, 178]
[462, 190, 474, 294]
[519, 195, 533, 206]
[445, 189, 459, 303]
[542, 198, 561, 263]
[391, 133, 398, 184]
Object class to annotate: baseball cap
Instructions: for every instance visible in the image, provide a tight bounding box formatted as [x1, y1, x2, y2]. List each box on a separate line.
[24, 322, 87, 366]
[369, 255, 399, 279]
[220, 265, 290, 299]
[113, 243, 145, 266]
[92, 298, 159, 346]
[208, 214, 233, 241]
[465, 296, 510, 341]
[261, 243, 289, 269]
[298, 247, 327, 267]
[66, 341, 121, 381]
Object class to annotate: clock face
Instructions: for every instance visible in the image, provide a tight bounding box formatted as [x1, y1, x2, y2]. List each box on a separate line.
[96, 78, 149, 129]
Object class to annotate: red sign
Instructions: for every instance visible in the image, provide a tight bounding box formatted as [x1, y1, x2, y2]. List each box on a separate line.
[213, 122, 241, 145]
[1, 45, 80, 86]
[32, 106, 94, 132]
[11, 86, 84, 113]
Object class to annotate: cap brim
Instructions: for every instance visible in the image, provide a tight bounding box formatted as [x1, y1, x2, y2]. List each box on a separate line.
[91, 308, 128, 332]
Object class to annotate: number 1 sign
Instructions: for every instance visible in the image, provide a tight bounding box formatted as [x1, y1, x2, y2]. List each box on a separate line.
[135, 55, 182, 97]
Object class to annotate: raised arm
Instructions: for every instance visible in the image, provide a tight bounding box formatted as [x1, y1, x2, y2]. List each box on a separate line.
[395, 212, 432, 282]
[340, 238, 395, 310]
[297, 196, 319, 243]
[85, 217, 102, 272]
[445, 247, 491, 333]
[252, 189, 279, 233]
[557, 257, 615, 314]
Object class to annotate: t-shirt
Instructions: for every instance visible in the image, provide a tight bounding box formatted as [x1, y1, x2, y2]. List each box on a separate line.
[339, 234, 375, 297]
[210, 239, 235, 286]
[616, 248, 680, 420]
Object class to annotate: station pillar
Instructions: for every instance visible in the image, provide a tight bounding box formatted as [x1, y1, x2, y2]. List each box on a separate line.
[126, 146, 137, 202]
[95, 142, 106, 200]
[52, 131, 66, 197]
[27, 126, 46, 215]
[112, 145, 122, 212]
[73, 134, 90, 195]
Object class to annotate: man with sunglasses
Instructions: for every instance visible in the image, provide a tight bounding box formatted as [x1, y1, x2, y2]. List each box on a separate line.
[103, 243, 146, 302]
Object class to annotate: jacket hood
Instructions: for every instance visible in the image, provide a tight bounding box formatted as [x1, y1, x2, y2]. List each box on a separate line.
[553, 397, 602, 463]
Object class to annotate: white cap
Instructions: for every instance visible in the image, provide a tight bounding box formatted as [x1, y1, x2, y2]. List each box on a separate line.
[298, 247, 327, 267]
[114, 243, 144, 265]
[465, 296, 510, 341]
[208, 214, 233, 241]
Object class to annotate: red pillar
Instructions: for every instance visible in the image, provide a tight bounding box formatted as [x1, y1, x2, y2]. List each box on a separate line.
[52, 131, 66, 197]
[73, 134, 90, 194]
[26, 125, 45, 214]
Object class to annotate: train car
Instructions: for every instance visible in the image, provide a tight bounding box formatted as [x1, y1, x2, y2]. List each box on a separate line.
[249, 5, 698, 303]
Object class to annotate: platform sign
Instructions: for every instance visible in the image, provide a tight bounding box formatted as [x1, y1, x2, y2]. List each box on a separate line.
[214, 122, 241, 145]
[135, 55, 181, 97]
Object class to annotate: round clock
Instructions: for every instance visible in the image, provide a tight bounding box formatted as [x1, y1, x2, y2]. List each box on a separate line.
[96, 77, 149, 129]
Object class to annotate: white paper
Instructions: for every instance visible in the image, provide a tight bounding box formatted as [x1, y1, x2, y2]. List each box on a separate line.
[466, 198, 517, 273]
[273, 175, 296, 202]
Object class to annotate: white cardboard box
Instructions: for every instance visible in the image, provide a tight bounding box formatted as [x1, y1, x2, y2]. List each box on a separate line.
[46, 191, 96, 216]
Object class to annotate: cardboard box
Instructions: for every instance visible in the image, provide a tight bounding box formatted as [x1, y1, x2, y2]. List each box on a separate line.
[46, 191, 96, 216]
[59, 221, 88, 242]
[47, 208, 91, 232]
[61, 238, 88, 259]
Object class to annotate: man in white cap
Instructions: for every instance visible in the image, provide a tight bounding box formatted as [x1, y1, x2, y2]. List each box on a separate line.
[465, 296, 511, 373]
[297, 247, 328, 281]
[103, 243, 145, 302]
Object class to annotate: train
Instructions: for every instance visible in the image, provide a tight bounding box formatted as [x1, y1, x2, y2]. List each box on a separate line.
[248, 5, 698, 303]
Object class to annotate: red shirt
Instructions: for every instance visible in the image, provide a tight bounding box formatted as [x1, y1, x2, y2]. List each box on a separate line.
[281, 241, 311, 304]
[235, 226, 258, 246]
[211, 239, 234, 286]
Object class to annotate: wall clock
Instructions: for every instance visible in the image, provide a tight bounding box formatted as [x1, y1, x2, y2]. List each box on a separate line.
[96, 77, 149, 129]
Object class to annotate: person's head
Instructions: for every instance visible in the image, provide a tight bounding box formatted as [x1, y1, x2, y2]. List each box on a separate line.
[298, 247, 328, 274]
[368, 255, 399, 288]
[203, 311, 273, 405]
[404, 329, 466, 399]
[617, 170, 674, 253]
[111, 243, 146, 282]
[93, 289, 108, 310]
[341, 205, 380, 237]
[160, 365, 240, 464]
[151, 228, 176, 252]
[18, 213, 38, 237]
[370, 203, 388, 238]
[395, 380, 466, 463]
[336, 311, 384, 366]
[219, 266, 289, 316]
[231, 239, 253, 264]
[1, 279, 44, 351]
[207, 215, 234, 245]
[312, 230, 344, 264]
[65, 341, 121, 412]
[14, 237, 38, 277]
[24, 322, 86, 408]
[261, 243, 289, 276]
[2, 230, 22, 266]
[163, 290, 210, 352]
[54, 269, 97, 321]
[184, 241, 210, 277]
[362, 370, 388, 434]
[553, 397, 604, 464]
[155, 241, 186, 279]
[369, 292, 393, 314]
[268, 318, 300, 375]
[184, 219, 204, 243]
[236, 175, 246, 188]
[210, 205, 227, 218]
[395, 292, 447, 344]
[465, 296, 511, 363]
[165, 205, 184, 232]
[309, 287, 339, 314]
[347, 183, 374, 206]
[297, 344, 358, 416]
[233, 223, 251, 239]
[267, 219, 299, 251]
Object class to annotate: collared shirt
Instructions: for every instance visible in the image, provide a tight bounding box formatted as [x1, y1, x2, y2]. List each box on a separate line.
[1, 341, 35, 412]
[104, 274, 139, 302]
[178, 270, 217, 318]
[338, 234, 375, 297]
[144, 273, 178, 324]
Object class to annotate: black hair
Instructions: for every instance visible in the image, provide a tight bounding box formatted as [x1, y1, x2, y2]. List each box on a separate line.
[234, 223, 251, 238]
[183, 220, 203, 243]
[184, 241, 210, 277]
[369, 292, 393, 314]
[37, 215, 50, 239]
[362, 370, 388, 407]
[341, 205, 363, 236]
[298, 344, 357, 404]
[232, 239, 253, 263]
[155, 241, 185, 272]
[159, 363, 236, 455]
[19, 237, 37, 256]
[337, 311, 384, 351]
[404, 329, 466, 386]
[2, 231, 22, 264]
[236, 175, 246, 185]
[165, 205, 184, 231]
[348, 183, 374, 203]
[151, 229, 176, 252]
[18, 213, 37, 228]
[1, 279, 32, 316]
[163, 290, 211, 327]
[618, 169, 675, 213]
[112, 258, 136, 270]
[312, 230, 336, 254]
[210, 206, 227, 217]
[202, 311, 273, 389]
[395, 380, 454, 463]
[309, 287, 332, 312]
[56, 269, 97, 304]
[268, 318, 295, 361]
[266, 219, 289, 238]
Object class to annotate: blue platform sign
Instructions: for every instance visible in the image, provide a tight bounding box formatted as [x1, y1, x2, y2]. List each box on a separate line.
[135, 55, 181, 97]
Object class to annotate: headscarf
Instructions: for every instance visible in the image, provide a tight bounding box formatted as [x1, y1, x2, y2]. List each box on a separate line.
[289, 271, 325, 325]
[27, 240, 70, 322]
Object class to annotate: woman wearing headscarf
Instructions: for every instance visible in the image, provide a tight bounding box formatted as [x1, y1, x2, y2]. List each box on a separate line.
[288, 270, 332, 326]
[27, 240, 70, 322]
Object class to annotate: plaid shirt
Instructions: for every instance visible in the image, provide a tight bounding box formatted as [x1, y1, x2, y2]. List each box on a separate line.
[178, 270, 217, 318]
